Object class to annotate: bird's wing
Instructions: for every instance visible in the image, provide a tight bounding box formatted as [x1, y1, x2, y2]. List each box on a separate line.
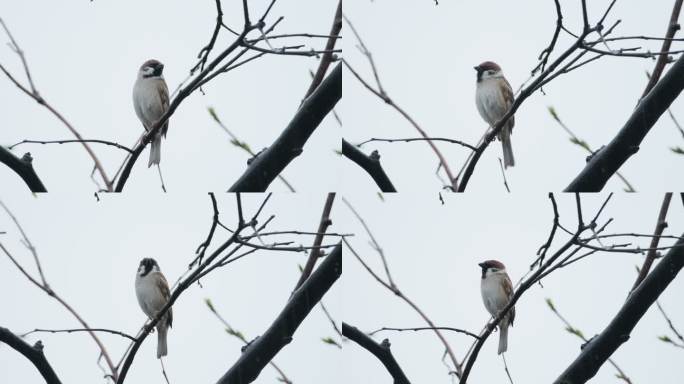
[157, 80, 170, 137]
[502, 274, 515, 326]
[501, 78, 515, 133]
[157, 273, 173, 328]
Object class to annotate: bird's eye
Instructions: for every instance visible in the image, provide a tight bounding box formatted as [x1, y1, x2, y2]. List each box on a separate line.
[487, 70, 494, 75]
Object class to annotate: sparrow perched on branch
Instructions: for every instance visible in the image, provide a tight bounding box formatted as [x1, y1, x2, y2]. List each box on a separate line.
[133, 59, 170, 167]
[474, 61, 516, 168]
[479, 260, 515, 354]
[135, 258, 173, 358]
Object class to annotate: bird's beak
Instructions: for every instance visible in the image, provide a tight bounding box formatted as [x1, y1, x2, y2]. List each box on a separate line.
[473, 66, 480, 72]
[478, 262, 485, 268]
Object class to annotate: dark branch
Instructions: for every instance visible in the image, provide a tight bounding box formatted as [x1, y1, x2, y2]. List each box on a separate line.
[357, 137, 476, 151]
[23, 328, 137, 342]
[565, 53, 684, 191]
[554, 234, 684, 383]
[631, 193, 672, 291]
[9, 139, 134, 154]
[640, 0, 684, 99]
[302, 0, 342, 99]
[342, 139, 397, 192]
[0, 147, 47, 192]
[228, 62, 341, 191]
[293, 193, 336, 291]
[0, 327, 62, 384]
[342, 323, 411, 384]
[216, 242, 341, 384]
[368, 326, 481, 340]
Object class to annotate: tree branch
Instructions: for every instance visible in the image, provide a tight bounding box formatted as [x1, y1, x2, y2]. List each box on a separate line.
[0, 146, 47, 192]
[0, 327, 62, 384]
[293, 193, 336, 291]
[630, 193, 672, 291]
[342, 322, 411, 384]
[342, 139, 397, 192]
[302, 0, 341, 99]
[640, 0, 683, 99]
[216, 242, 342, 384]
[228, 62, 342, 191]
[565, 53, 684, 191]
[554, 234, 684, 383]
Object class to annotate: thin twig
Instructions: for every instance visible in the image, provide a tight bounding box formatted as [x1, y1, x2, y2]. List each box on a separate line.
[631, 193, 672, 291]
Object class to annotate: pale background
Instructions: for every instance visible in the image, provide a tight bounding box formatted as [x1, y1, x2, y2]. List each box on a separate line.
[0, 193, 342, 383]
[340, 193, 684, 383]
[0, 0, 340, 193]
[343, 0, 684, 192]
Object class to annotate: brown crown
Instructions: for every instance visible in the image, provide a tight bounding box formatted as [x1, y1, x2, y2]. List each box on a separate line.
[475, 61, 501, 72]
[478, 260, 506, 270]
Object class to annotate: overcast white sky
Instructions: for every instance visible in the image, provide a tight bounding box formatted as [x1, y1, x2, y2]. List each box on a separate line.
[0, 0, 340, 193]
[343, 0, 684, 192]
[0, 193, 342, 383]
[340, 193, 684, 383]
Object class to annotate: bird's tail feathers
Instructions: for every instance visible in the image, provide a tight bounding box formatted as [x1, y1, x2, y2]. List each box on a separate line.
[148, 133, 162, 167]
[500, 127, 515, 168]
[156, 324, 168, 358]
[498, 321, 509, 355]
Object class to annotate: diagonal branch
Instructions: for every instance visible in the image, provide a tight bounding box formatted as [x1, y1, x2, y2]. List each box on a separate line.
[343, 323, 411, 384]
[640, 0, 684, 99]
[302, 0, 342, 99]
[0, 327, 62, 384]
[0, 202, 118, 381]
[228, 62, 342, 191]
[630, 193, 672, 291]
[293, 193, 336, 291]
[565, 53, 684, 191]
[216, 242, 342, 384]
[554, 234, 684, 383]
[342, 139, 397, 192]
[0, 146, 47, 192]
[0, 18, 111, 190]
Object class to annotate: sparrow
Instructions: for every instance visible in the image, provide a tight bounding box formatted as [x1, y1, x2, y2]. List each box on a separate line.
[135, 258, 173, 358]
[479, 260, 515, 355]
[474, 61, 516, 168]
[133, 59, 170, 167]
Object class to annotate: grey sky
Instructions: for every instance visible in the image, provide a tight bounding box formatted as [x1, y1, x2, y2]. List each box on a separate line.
[0, 193, 342, 383]
[343, 1, 684, 192]
[1, 0, 340, 193]
[340, 193, 684, 383]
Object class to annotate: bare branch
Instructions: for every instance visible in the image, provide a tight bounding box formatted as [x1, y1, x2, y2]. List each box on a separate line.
[216, 242, 341, 384]
[0, 146, 47, 192]
[554, 234, 684, 383]
[22, 328, 137, 342]
[343, 323, 411, 384]
[293, 193, 336, 291]
[565, 53, 684, 191]
[0, 18, 112, 190]
[0, 327, 62, 384]
[342, 139, 397, 192]
[640, 0, 684, 98]
[631, 193, 672, 291]
[545, 298, 633, 383]
[228, 62, 341, 192]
